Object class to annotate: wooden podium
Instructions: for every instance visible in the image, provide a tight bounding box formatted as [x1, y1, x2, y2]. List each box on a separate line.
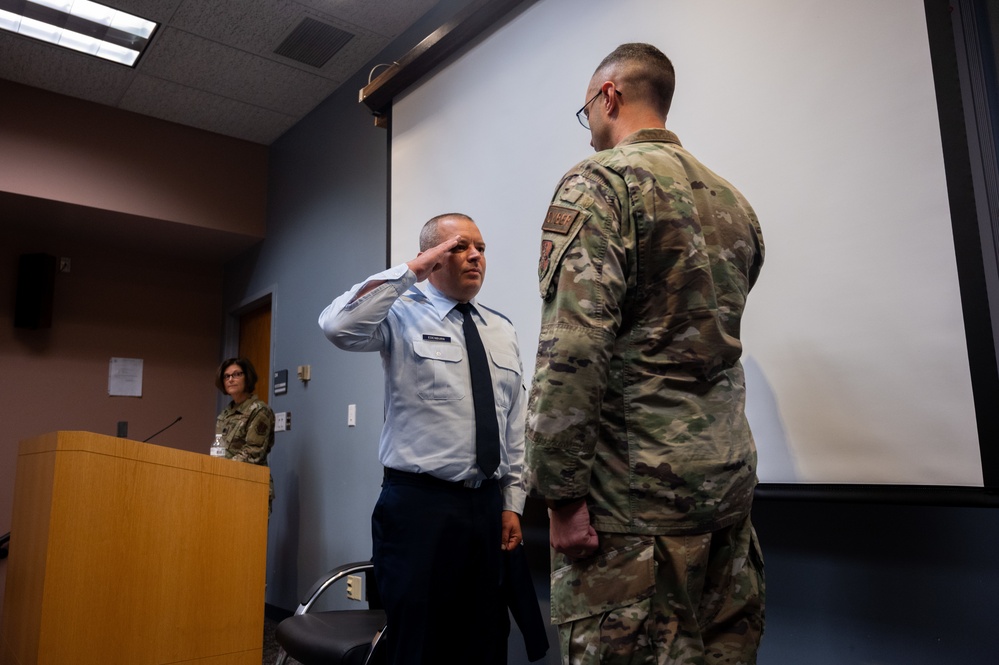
[1, 431, 270, 665]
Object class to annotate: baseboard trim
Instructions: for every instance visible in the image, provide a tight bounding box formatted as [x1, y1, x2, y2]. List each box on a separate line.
[265, 602, 293, 622]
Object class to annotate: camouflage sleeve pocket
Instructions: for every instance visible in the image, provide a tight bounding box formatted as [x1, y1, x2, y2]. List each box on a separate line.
[550, 538, 655, 625]
[538, 203, 589, 301]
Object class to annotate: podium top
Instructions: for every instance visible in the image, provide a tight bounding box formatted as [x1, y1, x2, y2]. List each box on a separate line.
[19, 430, 270, 485]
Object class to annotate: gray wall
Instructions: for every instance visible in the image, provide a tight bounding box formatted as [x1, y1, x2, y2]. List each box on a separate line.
[226, 2, 999, 662]
[224, 52, 389, 613]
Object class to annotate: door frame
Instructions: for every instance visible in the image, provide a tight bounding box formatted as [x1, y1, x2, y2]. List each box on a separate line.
[221, 286, 277, 409]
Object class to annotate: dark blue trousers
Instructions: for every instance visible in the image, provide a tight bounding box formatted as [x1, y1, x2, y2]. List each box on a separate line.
[372, 470, 509, 665]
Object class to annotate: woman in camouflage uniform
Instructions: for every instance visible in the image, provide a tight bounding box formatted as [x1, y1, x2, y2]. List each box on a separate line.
[215, 357, 276, 511]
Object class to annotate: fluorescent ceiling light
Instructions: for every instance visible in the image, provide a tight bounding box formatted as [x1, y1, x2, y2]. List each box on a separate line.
[0, 0, 157, 66]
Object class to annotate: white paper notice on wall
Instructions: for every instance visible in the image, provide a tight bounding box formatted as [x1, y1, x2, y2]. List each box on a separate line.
[109, 357, 143, 397]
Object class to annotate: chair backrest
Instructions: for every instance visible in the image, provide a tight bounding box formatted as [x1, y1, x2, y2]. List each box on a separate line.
[274, 561, 387, 665]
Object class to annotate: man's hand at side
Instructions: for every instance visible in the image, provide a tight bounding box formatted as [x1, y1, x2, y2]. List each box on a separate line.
[501, 510, 522, 551]
[548, 499, 599, 560]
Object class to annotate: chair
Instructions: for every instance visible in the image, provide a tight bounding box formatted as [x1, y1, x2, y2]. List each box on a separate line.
[274, 561, 387, 665]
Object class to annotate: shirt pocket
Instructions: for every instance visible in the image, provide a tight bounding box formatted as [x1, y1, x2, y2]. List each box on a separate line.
[550, 538, 655, 625]
[412, 340, 465, 400]
[221, 413, 250, 450]
[488, 349, 522, 408]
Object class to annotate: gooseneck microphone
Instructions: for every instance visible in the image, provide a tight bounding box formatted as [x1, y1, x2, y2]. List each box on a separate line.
[143, 416, 183, 443]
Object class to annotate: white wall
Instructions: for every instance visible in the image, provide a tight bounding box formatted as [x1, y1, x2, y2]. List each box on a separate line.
[390, 0, 983, 487]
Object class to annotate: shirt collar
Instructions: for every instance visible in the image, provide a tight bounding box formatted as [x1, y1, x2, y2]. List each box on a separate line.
[617, 127, 681, 148]
[421, 280, 482, 323]
[228, 394, 257, 412]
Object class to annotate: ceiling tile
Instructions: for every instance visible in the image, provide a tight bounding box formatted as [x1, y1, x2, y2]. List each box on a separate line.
[169, 0, 319, 56]
[0, 0, 457, 145]
[167, 0, 392, 80]
[296, 0, 440, 37]
[119, 74, 297, 144]
[0, 33, 135, 106]
[100, 0, 185, 24]
[138, 27, 334, 116]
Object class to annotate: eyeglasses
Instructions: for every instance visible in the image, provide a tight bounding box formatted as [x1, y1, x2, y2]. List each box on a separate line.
[223, 371, 245, 381]
[576, 88, 621, 130]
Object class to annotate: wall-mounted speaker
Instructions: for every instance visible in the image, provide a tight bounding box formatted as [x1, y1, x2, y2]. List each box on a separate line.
[14, 253, 57, 329]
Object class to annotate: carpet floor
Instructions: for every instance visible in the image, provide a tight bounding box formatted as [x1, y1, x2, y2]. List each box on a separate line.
[263, 615, 299, 665]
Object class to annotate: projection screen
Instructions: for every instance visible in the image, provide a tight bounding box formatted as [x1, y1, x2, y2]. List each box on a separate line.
[389, 0, 987, 487]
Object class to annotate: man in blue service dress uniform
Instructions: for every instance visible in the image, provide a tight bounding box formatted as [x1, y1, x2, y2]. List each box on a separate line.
[319, 213, 527, 665]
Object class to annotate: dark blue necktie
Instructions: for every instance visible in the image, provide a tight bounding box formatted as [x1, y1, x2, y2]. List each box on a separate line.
[455, 303, 500, 477]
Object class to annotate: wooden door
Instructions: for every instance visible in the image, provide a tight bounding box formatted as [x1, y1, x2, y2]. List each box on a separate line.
[238, 300, 272, 404]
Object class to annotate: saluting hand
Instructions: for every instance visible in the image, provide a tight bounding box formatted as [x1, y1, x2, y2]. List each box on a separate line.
[407, 235, 461, 282]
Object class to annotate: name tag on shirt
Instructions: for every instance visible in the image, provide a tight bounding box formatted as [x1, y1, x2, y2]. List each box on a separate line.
[423, 334, 451, 343]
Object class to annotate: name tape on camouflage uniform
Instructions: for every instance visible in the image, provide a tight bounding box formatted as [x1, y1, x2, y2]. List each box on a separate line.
[542, 205, 580, 234]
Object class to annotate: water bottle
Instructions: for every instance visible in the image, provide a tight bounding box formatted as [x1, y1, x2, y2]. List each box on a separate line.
[210, 433, 226, 458]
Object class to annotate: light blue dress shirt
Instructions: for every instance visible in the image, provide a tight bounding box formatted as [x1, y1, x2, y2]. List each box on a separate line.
[318, 263, 527, 514]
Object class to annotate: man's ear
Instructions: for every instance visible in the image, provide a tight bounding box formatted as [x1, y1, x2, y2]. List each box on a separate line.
[603, 82, 621, 115]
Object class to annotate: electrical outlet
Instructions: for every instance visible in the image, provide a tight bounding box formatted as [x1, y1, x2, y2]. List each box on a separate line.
[346, 574, 362, 601]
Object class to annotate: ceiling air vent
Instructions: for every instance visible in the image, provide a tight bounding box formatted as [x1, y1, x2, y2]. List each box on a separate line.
[274, 17, 353, 68]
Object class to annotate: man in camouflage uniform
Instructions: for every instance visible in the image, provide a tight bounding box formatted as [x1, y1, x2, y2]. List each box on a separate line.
[526, 43, 766, 664]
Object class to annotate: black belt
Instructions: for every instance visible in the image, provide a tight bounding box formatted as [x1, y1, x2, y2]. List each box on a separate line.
[383, 467, 495, 490]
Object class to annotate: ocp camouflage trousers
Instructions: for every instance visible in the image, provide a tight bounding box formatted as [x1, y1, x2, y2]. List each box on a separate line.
[550, 516, 765, 665]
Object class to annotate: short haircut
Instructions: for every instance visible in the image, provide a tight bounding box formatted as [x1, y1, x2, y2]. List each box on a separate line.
[419, 213, 475, 251]
[215, 357, 259, 395]
[595, 43, 675, 117]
